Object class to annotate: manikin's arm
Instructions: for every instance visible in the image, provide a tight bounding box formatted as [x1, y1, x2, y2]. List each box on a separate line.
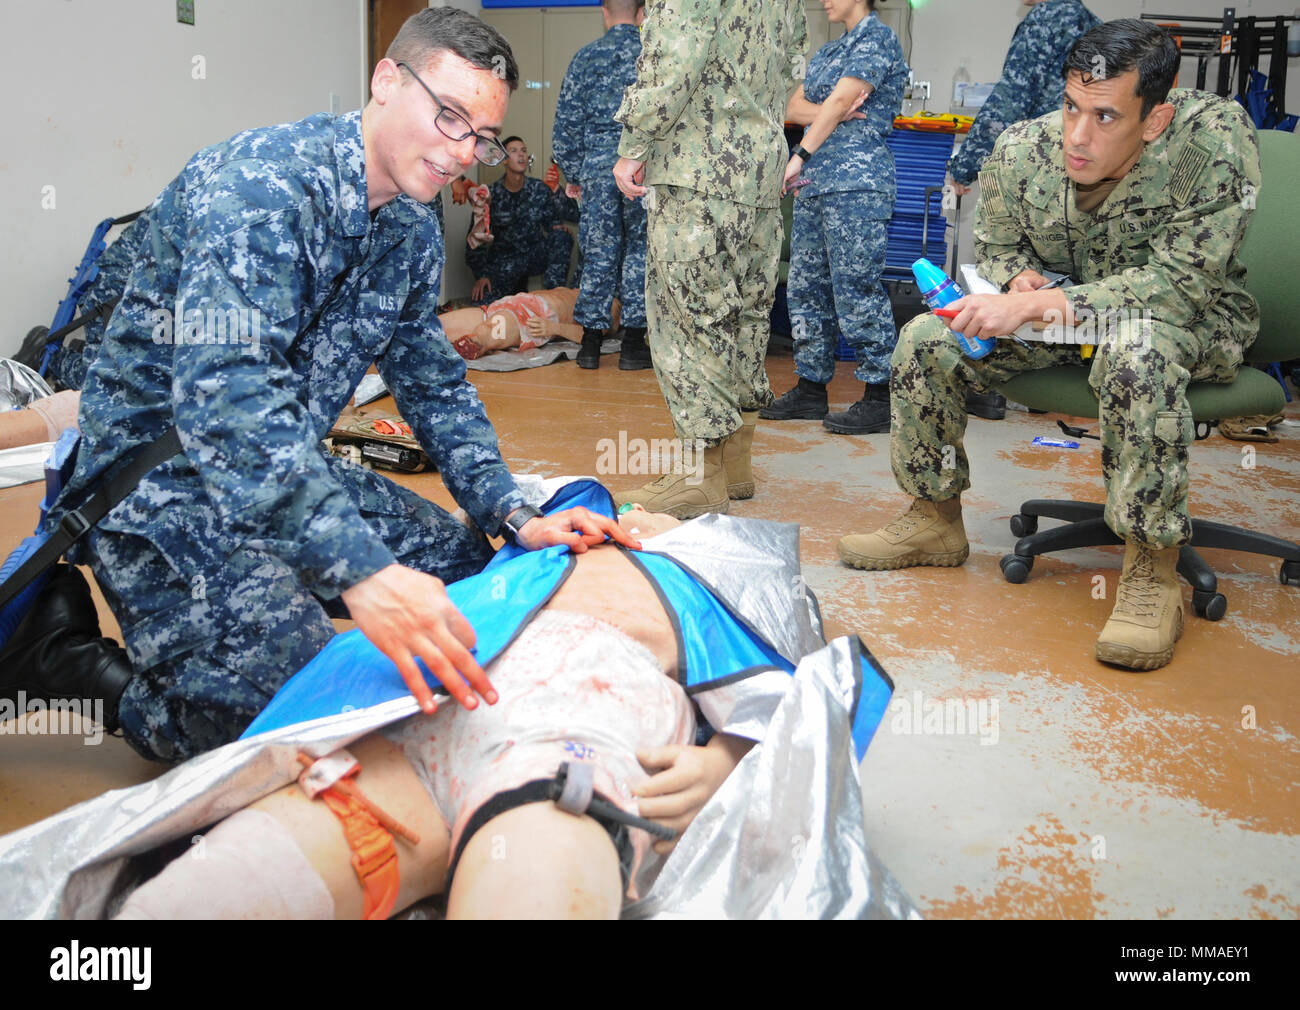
[525, 317, 584, 343]
[634, 733, 756, 854]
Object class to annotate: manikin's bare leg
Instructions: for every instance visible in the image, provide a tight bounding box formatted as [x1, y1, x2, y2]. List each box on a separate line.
[117, 736, 449, 919]
[446, 801, 623, 920]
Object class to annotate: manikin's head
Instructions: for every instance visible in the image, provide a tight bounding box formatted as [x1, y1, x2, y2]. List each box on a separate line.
[1059, 20, 1179, 186]
[602, 0, 644, 30]
[363, 8, 519, 208]
[617, 504, 682, 540]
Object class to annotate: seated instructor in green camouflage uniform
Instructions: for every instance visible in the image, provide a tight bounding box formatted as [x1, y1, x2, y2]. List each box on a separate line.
[610, 0, 808, 517]
[838, 20, 1261, 671]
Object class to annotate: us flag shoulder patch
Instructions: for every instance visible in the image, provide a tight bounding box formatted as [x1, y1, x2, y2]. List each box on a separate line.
[1170, 140, 1213, 206]
[979, 170, 1006, 217]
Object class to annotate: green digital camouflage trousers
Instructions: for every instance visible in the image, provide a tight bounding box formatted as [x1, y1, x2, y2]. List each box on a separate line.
[645, 185, 783, 445]
[890, 313, 1241, 549]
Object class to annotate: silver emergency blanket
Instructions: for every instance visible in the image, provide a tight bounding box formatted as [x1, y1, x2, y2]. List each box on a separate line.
[0, 358, 54, 411]
[463, 337, 621, 372]
[0, 476, 920, 920]
[0, 441, 55, 490]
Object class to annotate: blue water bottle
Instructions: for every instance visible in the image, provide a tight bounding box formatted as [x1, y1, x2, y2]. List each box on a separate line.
[912, 258, 995, 360]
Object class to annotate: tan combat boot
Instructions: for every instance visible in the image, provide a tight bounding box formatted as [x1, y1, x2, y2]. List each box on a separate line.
[721, 411, 758, 500]
[1095, 542, 1184, 670]
[837, 498, 969, 570]
[613, 443, 730, 520]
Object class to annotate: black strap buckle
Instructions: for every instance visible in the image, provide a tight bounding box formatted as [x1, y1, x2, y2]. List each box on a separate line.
[59, 509, 92, 540]
[550, 762, 676, 841]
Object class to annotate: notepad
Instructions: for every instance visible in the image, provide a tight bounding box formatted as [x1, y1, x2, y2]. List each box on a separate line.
[959, 265, 1094, 345]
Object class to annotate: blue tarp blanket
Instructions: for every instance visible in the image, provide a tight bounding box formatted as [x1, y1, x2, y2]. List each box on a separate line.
[245, 477, 891, 762]
[0, 475, 921, 919]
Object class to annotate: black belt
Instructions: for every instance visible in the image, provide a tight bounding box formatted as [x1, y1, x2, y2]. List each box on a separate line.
[0, 427, 182, 613]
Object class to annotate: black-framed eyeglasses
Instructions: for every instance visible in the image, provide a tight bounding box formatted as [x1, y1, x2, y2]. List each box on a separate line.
[396, 61, 507, 167]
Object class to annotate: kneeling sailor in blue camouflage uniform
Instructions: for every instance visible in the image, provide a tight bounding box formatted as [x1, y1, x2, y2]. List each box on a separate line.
[2, 8, 632, 764]
[838, 21, 1262, 671]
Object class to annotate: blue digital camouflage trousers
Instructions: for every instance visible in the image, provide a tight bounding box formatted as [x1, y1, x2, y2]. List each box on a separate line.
[85, 454, 493, 764]
[574, 174, 647, 329]
[787, 189, 895, 386]
[890, 313, 1240, 549]
[469, 228, 574, 305]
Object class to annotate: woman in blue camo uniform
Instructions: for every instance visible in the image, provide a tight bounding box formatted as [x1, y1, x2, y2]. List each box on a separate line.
[765, 0, 908, 436]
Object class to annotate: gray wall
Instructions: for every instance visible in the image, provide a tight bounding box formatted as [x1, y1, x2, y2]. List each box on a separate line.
[1, 0, 365, 356]
[5, 1, 1294, 353]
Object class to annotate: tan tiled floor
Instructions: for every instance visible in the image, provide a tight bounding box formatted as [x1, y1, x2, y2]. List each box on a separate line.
[2, 350, 1297, 918]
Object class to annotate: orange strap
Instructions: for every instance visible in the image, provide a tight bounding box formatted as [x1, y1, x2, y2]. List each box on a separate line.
[319, 787, 400, 921]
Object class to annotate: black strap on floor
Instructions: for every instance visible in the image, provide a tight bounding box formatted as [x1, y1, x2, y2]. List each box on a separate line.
[0, 427, 182, 613]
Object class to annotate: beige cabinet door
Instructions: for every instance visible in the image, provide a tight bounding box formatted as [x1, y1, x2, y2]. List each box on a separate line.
[478, 9, 546, 186]
[541, 8, 606, 179]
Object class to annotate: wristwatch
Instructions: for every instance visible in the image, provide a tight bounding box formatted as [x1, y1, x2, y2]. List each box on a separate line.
[792, 144, 813, 163]
[501, 505, 543, 544]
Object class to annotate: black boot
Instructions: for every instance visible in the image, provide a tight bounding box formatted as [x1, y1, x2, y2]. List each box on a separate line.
[576, 327, 603, 369]
[823, 383, 891, 435]
[0, 565, 133, 733]
[14, 326, 50, 371]
[965, 388, 1007, 420]
[759, 377, 828, 420]
[618, 326, 652, 371]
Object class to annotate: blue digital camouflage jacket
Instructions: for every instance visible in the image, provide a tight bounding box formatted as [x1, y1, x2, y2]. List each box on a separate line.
[45, 110, 527, 600]
[553, 23, 644, 184]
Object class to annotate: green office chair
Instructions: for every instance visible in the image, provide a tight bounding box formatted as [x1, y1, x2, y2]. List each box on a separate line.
[996, 128, 1300, 621]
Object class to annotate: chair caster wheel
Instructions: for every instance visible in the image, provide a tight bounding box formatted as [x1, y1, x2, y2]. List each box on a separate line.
[1009, 513, 1038, 538]
[1000, 554, 1033, 584]
[1193, 591, 1227, 621]
[1281, 560, 1300, 586]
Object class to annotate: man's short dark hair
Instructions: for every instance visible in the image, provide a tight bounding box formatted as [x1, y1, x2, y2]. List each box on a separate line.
[502, 136, 524, 149]
[1064, 19, 1180, 118]
[603, 0, 645, 16]
[387, 7, 519, 93]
